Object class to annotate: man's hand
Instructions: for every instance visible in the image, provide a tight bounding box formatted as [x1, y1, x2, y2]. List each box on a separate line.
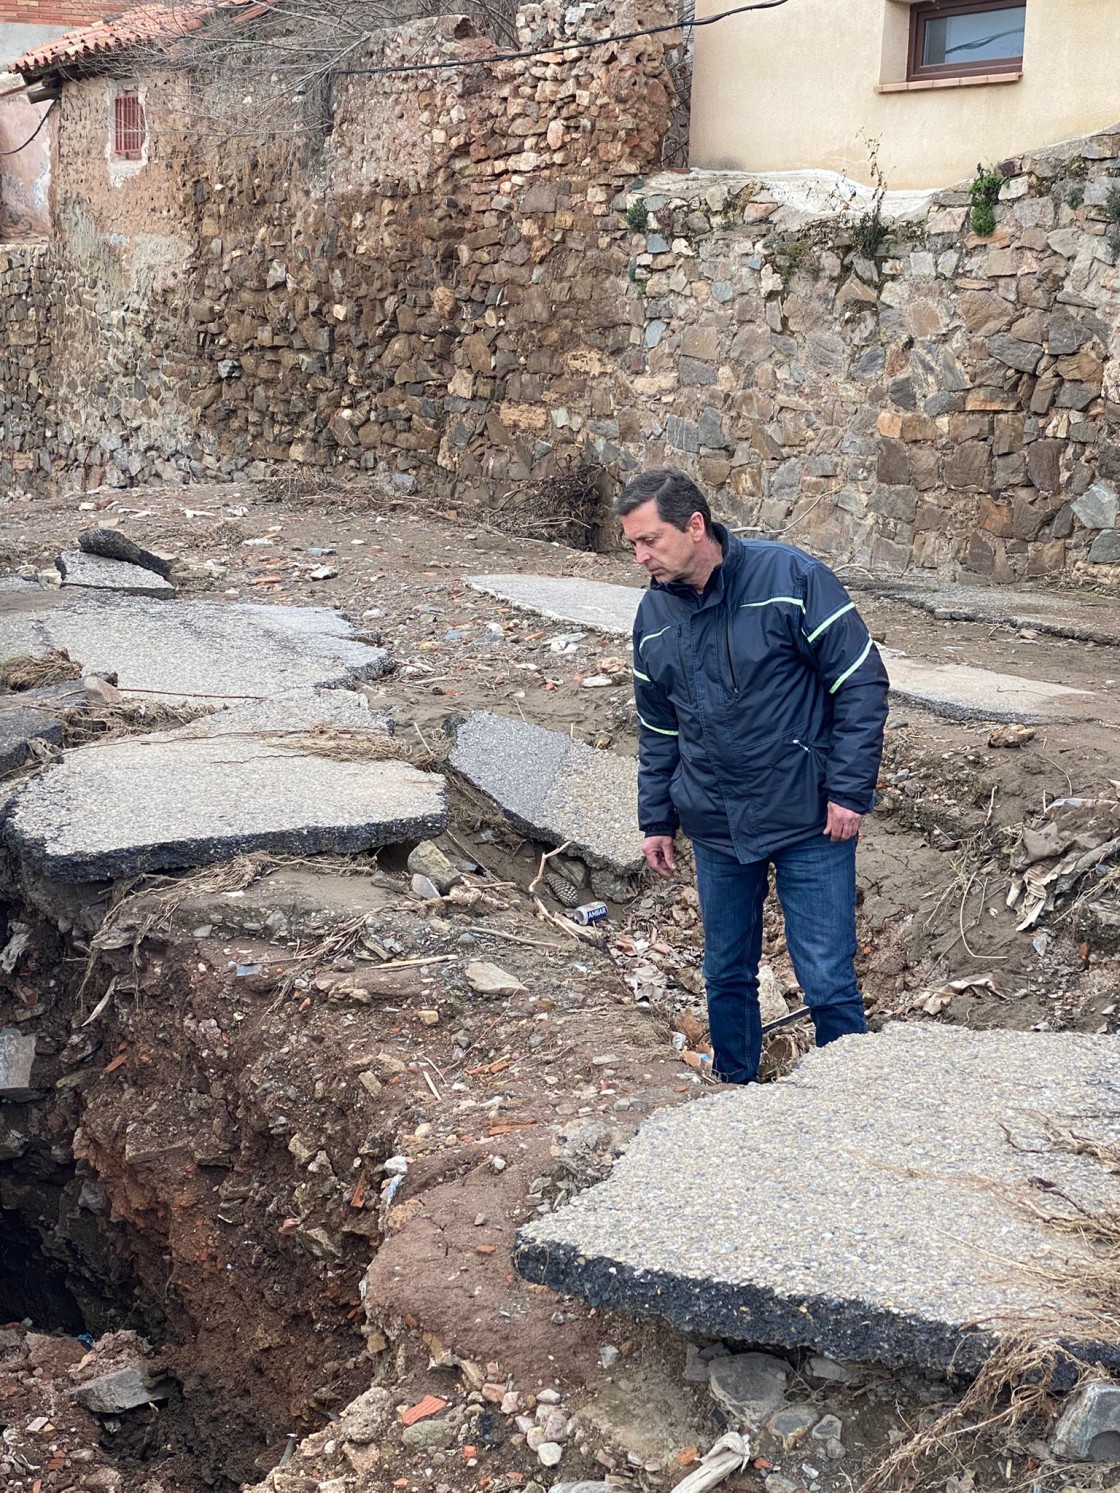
[642, 834, 677, 877]
[824, 803, 863, 842]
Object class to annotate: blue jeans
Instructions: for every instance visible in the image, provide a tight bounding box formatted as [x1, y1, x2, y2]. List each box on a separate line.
[692, 834, 868, 1084]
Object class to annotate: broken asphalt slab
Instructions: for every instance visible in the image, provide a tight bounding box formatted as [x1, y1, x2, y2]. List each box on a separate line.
[515, 1024, 1120, 1375]
[2, 691, 446, 881]
[0, 593, 391, 703]
[857, 576, 1120, 648]
[465, 574, 1095, 723]
[72, 1366, 171, 1414]
[450, 709, 643, 875]
[56, 551, 175, 598]
[467, 574, 640, 638]
[883, 651, 1093, 723]
[78, 527, 173, 580]
[0, 681, 86, 775]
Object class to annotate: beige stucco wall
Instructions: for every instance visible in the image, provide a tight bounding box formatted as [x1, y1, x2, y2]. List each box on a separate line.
[690, 0, 1120, 188]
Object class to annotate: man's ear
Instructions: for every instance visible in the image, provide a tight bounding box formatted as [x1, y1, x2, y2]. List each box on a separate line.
[687, 512, 707, 541]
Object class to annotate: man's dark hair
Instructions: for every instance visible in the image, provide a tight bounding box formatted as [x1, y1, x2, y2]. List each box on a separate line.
[614, 468, 713, 534]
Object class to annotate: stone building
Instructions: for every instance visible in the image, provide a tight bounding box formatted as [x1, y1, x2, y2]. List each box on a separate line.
[1, 0, 1118, 583]
[0, 0, 118, 238]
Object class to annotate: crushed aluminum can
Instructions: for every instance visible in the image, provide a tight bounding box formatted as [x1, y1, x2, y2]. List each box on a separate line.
[569, 901, 609, 926]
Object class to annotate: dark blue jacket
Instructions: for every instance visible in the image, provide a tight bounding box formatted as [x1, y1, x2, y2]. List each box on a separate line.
[632, 527, 889, 860]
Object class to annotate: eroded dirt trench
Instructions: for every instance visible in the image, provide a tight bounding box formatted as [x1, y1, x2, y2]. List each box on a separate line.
[4, 483, 1120, 1493]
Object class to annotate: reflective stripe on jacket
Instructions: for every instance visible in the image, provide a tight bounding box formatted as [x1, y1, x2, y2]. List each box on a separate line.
[632, 526, 889, 860]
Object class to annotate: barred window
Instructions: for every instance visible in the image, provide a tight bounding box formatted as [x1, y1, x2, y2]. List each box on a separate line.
[113, 91, 145, 160]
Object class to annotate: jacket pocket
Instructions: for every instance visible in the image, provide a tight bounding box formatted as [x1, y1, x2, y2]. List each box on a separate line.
[738, 730, 829, 846]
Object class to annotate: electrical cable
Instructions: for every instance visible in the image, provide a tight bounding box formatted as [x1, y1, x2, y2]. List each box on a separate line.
[338, 0, 791, 77]
[0, 97, 56, 156]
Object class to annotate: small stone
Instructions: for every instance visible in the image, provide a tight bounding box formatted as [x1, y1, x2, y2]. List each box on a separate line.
[466, 961, 527, 997]
[411, 873, 441, 900]
[988, 722, 1035, 749]
[811, 1415, 843, 1442]
[544, 1410, 568, 1441]
[402, 1419, 455, 1451]
[764, 1477, 804, 1493]
[536, 1388, 562, 1404]
[1072, 481, 1119, 532]
[83, 676, 123, 706]
[599, 1344, 621, 1368]
[807, 1355, 853, 1384]
[537, 1441, 563, 1467]
[767, 1404, 819, 1449]
[824, 1438, 846, 1460]
[340, 1387, 392, 1444]
[501, 1391, 520, 1415]
[1089, 530, 1120, 565]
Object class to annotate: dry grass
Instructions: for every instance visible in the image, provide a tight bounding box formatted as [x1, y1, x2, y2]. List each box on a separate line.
[0, 649, 82, 691]
[63, 700, 208, 749]
[860, 1338, 1099, 1493]
[89, 854, 275, 971]
[860, 1124, 1120, 1493]
[260, 723, 449, 769]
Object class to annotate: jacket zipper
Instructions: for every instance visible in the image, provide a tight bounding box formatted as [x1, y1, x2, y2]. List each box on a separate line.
[724, 616, 740, 695]
[677, 627, 696, 705]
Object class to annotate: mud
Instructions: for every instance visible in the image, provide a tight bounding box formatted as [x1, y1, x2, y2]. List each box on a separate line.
[3, 479, 1120, 1492]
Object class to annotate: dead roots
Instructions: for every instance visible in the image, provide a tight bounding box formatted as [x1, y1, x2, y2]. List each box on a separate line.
[0, 649, 82, 690]
[490, 457, 609, 551]
[859, 1339, 1096, 1493]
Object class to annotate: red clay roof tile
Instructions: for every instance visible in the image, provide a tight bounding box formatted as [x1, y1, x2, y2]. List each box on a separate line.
[12, 0, 270, 79]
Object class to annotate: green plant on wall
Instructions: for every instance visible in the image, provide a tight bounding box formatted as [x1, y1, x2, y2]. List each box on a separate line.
[969, 165, 1006, 237]
[625, 200, 649, 232]
[769, 233, 813, 286]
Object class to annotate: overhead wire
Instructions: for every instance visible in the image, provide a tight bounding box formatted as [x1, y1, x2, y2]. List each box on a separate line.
[337, 0, 792, 77]
[0, 97, 56, 156]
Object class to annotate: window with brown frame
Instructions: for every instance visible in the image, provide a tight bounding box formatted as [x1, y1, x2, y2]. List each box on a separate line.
[112, 91, 146, 161]
[907, 0, 1026, 81]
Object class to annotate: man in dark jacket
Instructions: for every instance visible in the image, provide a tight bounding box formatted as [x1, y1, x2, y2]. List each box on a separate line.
[617, 468, 889, 1084]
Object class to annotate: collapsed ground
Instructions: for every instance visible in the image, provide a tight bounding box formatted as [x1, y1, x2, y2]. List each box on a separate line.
[1, 478, 1119, 1493]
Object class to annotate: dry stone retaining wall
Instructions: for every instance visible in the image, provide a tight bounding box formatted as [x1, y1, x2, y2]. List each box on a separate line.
[0, 1, 1117, 582]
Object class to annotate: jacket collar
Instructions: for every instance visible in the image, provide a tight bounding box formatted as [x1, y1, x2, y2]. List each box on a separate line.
[653, 522, 742, 605]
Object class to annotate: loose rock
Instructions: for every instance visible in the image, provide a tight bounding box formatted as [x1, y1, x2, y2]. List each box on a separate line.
[407, 839, 461, 894]
[466, 961, 527, 997]
[1050, 1382, 1120, 1461]
[708, 1352, 788, 1427]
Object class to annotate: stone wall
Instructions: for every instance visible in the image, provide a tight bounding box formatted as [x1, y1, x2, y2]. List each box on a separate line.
[1, 1, 1118, 582]
[620, 147, 1120, 581]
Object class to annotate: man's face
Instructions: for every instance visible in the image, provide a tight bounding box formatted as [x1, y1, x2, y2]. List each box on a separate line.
[621, 500, 706, 584]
